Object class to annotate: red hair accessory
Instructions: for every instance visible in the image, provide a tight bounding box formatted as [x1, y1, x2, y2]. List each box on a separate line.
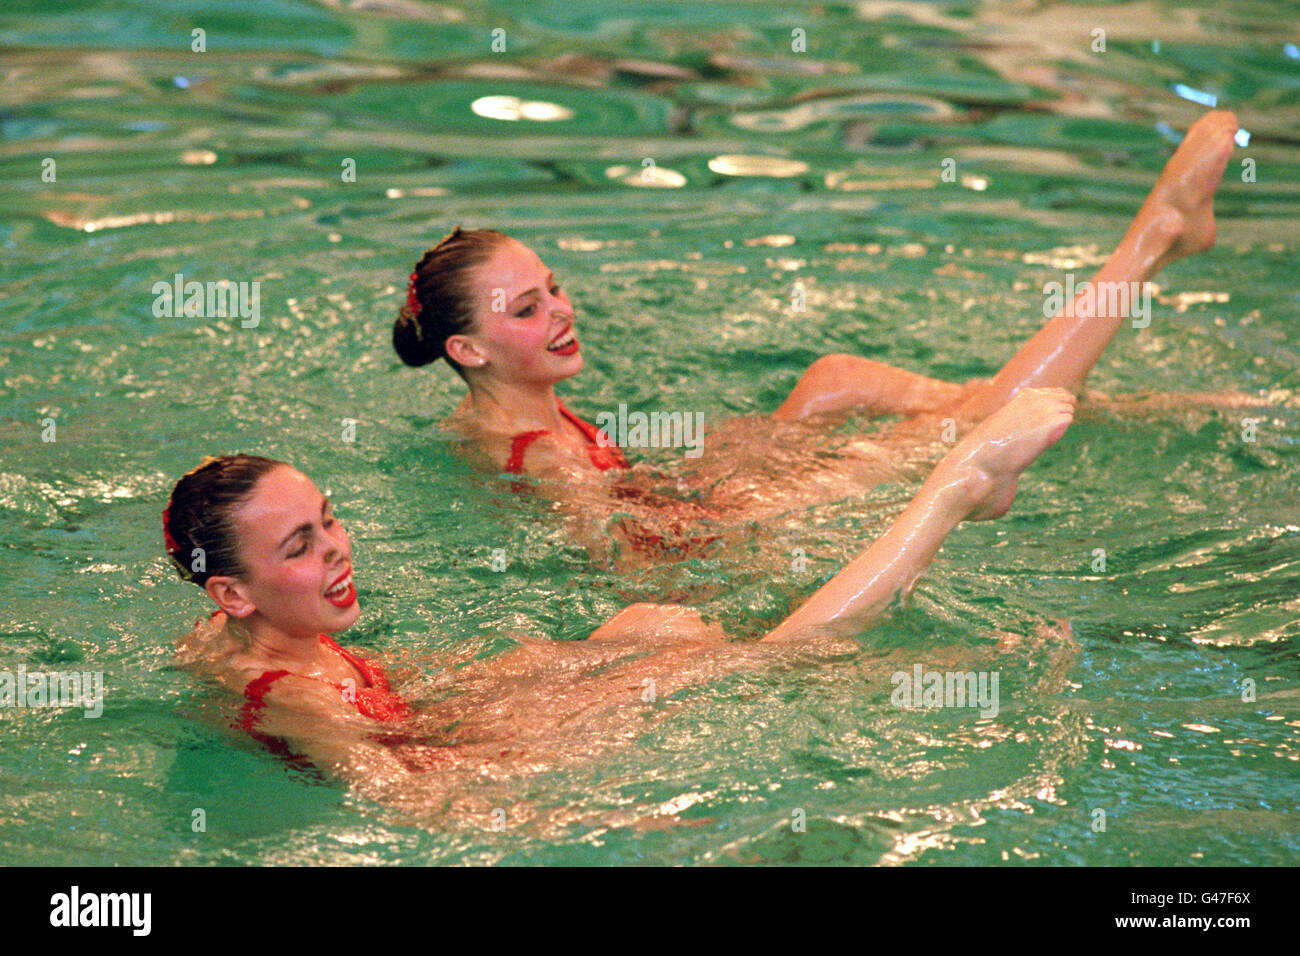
[405, 271, 422, 317]
[162, 502, 180, 556]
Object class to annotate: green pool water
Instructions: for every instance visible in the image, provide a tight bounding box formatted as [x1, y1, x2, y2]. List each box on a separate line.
[1, 0, 1297, 865]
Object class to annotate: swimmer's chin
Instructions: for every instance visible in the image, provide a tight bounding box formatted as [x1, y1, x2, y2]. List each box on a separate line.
[324, 599, 363, 632]
[546, 346, 584, 378]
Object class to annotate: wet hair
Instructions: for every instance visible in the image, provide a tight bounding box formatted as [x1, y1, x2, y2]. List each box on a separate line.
[393, 225, 513, 376]
[162, 454, 284, 586]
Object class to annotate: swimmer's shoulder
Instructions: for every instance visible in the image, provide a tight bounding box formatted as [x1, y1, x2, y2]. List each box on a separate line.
[438, 405, 475, 440]
[175, 612, 271, 692]
[174, 610, 234, 668]
[176, 619, 366, 726]
[506, 432, 601, 480]
[440, 410, 525, 472]
[449, 417, 603, 482]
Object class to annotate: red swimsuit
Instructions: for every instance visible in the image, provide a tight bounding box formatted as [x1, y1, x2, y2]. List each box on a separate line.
[505, 398, 630, 474]
[229, 633, 462, 769]
[237, 634, 412, 738]
[504, 400, 720, 559]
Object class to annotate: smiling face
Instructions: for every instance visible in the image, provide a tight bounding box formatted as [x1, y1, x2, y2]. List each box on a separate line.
[447, 238, 583, 384]
[208, 465, 359, 639]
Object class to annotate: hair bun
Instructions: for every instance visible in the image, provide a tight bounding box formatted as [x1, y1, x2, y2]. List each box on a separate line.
[393, 308, 440, 367]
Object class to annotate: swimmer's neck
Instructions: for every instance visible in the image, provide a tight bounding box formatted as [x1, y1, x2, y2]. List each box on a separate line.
[220, 611, 331, 670]
[458, 379, 571, 434]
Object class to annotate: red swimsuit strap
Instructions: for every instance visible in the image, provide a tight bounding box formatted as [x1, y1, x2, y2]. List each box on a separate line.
[506, 429, 550, 475]
[558, 400, 630, 470]
[236, 636, 409, 732]
[504, 401, 630, 475]
[556, 400, 603, 445]
[319, 634, 390, 692]
[238, 669, 292, 732]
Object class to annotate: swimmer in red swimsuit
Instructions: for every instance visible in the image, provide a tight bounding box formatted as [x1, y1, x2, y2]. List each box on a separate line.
[392, 114, 1259, 566]
[166, 456, 417, 762]
[167, 392, 1076, 785]
[505, 400, 724, 560]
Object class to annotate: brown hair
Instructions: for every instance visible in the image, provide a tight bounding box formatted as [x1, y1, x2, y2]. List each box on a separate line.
[162, 455, 284, 586]
[393, 225, 511, 375]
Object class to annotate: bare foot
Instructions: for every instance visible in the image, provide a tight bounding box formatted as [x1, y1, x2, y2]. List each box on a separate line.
[945, 387, 1077, 521]
[1140, 110, 1239, 269]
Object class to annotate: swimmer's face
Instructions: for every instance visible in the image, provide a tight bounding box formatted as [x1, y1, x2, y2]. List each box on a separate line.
[205, 465, 360, 638]
[448, 239, 583, 383]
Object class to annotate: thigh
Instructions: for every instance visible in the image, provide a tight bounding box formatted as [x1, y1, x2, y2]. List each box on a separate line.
[775, 353, 968, 420]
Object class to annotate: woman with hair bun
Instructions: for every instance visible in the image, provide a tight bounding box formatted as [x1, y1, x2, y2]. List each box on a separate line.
[165, 456, 410, 755]
[167, 384, 1075, 796]
[395, 113, 1255, 564]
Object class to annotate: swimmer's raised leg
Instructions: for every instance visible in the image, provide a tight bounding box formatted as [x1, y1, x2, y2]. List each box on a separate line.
[954, 110, 1239, 420]
[588, 603, 727, 643]
[761, 387, 1075, 642]
[772, 354, 968, 421]
[772, 111, 1239, 424]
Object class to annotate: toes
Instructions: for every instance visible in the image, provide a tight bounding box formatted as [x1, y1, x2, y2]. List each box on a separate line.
[1203, 109, 1238, 130]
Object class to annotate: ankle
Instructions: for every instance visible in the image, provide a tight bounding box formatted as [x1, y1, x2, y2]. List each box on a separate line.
[1125, 204, 1185, 277]
[1147, 204, 1187, 248]
[926, 457, 989, 521]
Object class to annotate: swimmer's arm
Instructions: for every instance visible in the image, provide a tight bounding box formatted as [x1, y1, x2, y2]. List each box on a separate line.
[285, 726, 474, 809]
[759, 460, 973, 643]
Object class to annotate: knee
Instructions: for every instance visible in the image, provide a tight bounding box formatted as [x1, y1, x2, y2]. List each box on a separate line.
[801, 353, 860, 386]
[775, 354, 871, 421]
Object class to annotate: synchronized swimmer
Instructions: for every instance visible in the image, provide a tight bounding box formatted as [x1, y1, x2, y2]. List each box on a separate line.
[169, 110, 1250, 798]
[393, 111, 1247, 562]
[170, 382, 1070, 797]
